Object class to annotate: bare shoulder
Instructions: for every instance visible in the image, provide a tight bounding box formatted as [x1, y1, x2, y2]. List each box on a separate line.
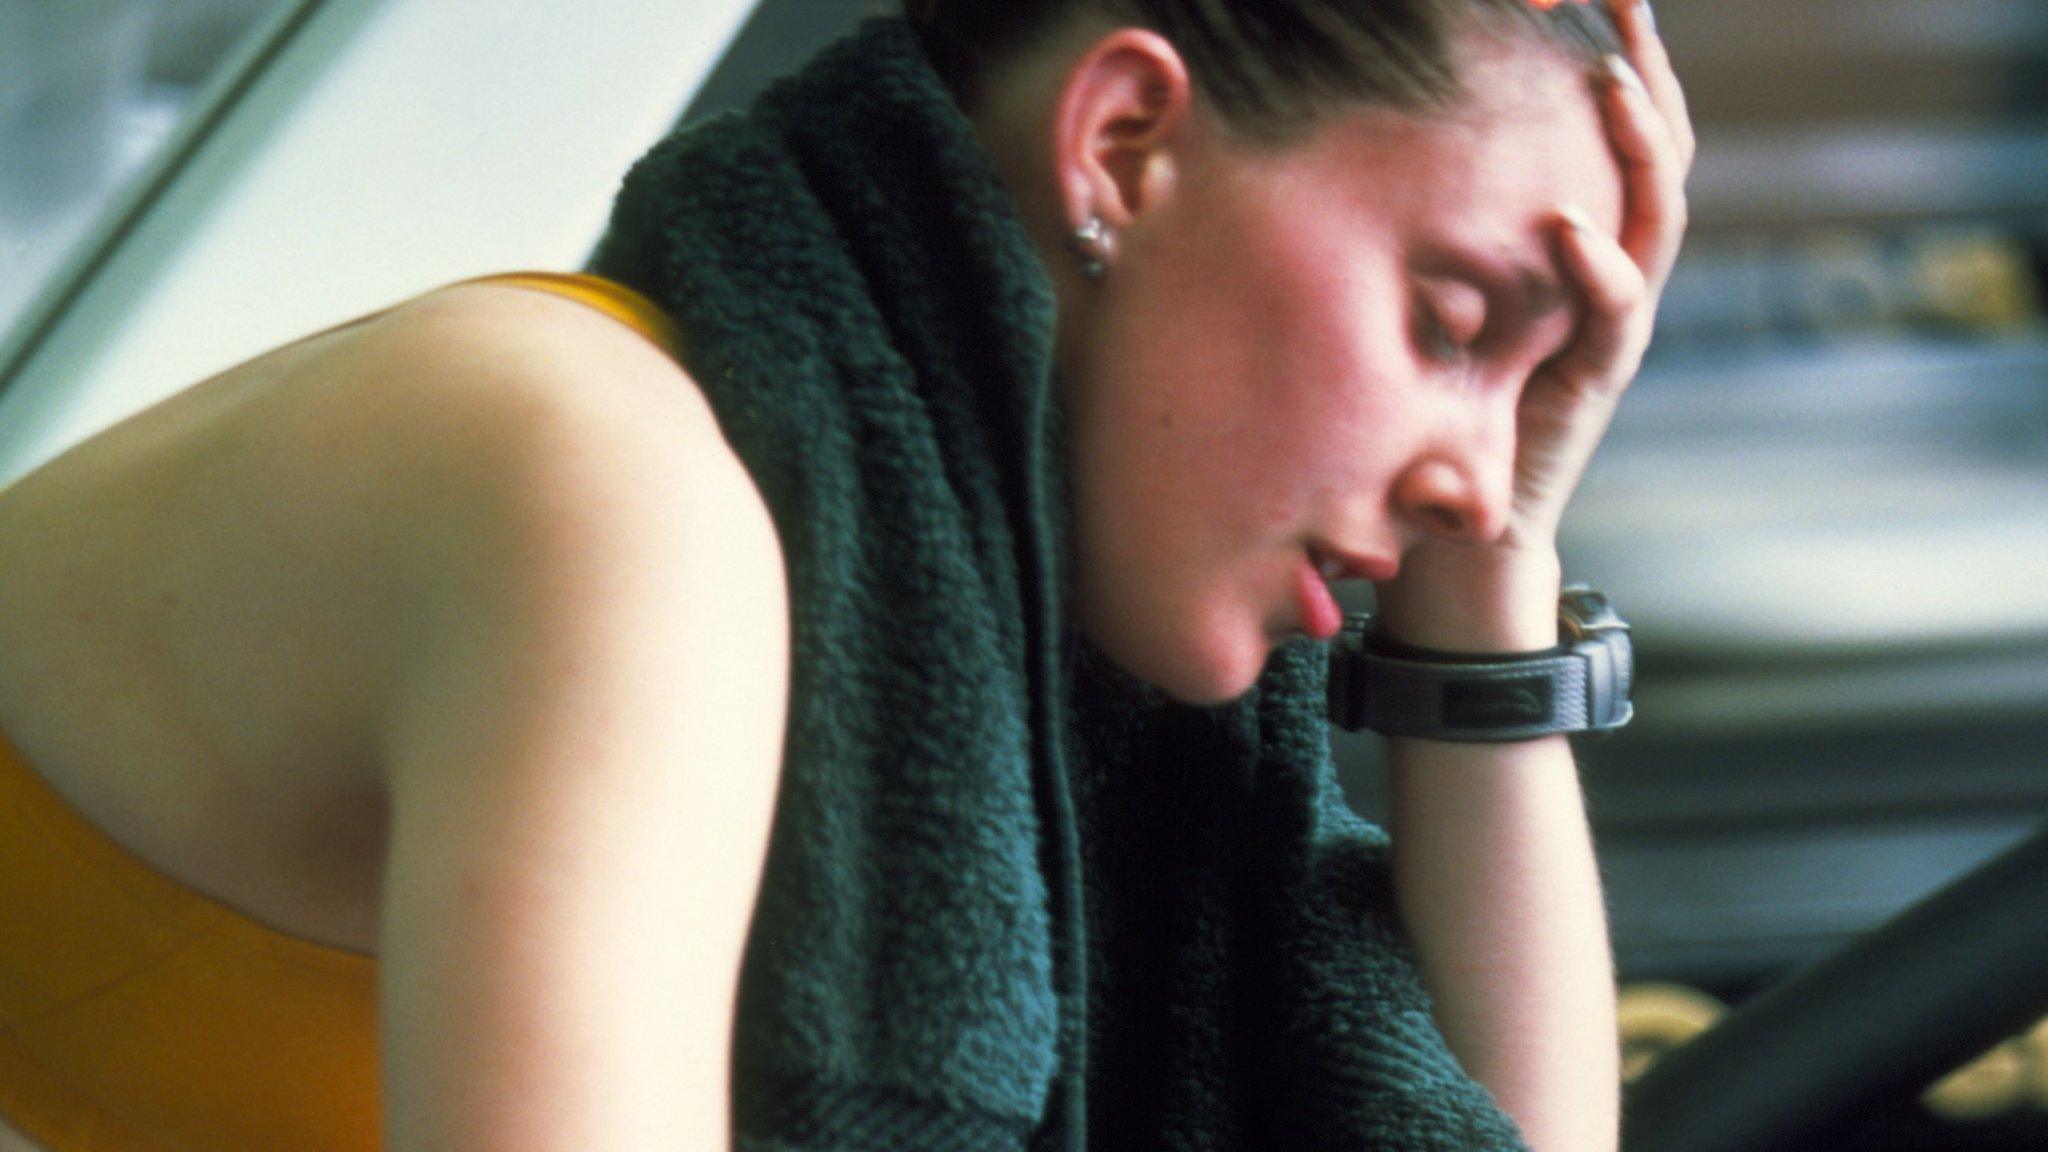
[0, 277, 787, 809]
[368, 279, 722, 456]
[382, 284, 797, 773]
[315, 278, 747, 515]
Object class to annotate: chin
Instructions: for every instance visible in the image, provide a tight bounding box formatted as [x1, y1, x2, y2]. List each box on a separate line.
[1083, 609, 1273, 708]
[1156, 669, 1262, 708]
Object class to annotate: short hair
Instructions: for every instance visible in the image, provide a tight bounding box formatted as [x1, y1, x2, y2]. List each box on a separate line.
[905, 0, 1623, 143]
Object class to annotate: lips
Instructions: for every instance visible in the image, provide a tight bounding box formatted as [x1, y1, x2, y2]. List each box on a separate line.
[1292, 544, 1399, 642]
[1310, 542, 1399, 585]
[1295, 555, 1346, 641]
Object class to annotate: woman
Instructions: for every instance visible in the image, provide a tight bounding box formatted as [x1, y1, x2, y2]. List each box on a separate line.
[0, 0, 1691, 1148]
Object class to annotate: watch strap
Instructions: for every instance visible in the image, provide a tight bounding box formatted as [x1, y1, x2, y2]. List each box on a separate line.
[1326, 585, 1635, 741]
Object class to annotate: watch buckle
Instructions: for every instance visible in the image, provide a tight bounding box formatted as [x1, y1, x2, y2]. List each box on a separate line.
[1560, 582, 1629, 642]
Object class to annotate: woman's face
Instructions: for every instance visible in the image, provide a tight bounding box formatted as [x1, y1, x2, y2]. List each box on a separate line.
[1055, 37, 1625, 705]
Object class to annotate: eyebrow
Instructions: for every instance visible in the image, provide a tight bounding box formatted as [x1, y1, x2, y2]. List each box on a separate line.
[1423, 244, 1580, 334]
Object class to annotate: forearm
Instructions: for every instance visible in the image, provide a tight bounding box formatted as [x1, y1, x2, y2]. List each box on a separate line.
[1355, 0, 1688, 1127]
[1374, 549, 1620, 1152]
[1386, 734, 1618, 1152]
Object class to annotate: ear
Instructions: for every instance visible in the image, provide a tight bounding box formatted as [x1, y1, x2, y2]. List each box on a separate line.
[1049, 28, 1193, 236]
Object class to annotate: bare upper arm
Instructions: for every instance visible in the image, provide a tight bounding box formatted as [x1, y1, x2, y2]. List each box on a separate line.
[0, 278, 785, 806]
[358, 287, 790, 1148]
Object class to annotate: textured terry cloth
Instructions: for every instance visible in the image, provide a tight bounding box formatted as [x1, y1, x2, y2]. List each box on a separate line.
[589, 17, 1532, 1152]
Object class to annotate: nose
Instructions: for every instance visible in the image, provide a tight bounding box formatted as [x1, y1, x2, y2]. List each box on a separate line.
[1390, 416, 1516, 545]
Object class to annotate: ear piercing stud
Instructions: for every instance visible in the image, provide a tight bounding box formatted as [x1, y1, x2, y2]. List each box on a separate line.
[1068, 216, 1112, 280]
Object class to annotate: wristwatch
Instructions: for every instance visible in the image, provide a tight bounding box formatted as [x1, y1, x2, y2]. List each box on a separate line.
[1326, 583, 1634, 741]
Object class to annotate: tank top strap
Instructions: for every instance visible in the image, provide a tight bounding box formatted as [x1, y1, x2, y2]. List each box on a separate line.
[445, 271, 684, 362]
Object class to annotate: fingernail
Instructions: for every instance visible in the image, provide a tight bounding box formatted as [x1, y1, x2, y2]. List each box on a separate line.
[1604, 53, 1646, 97]
[1560, 203, 1597, 234]
[1637, 0, 1658, 37]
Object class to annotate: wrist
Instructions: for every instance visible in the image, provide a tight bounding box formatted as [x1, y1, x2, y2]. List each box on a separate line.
[1374, 546, 1563, 653]
[1330, 576, 1634, 741]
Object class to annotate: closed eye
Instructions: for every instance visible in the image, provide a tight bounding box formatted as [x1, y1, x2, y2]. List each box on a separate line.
[1420, 311, 1468, 366]
[1416, 278, 1488, 369]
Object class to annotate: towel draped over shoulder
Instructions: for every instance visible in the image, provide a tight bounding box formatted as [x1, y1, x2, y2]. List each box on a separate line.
[589, 17, 1531, 1152]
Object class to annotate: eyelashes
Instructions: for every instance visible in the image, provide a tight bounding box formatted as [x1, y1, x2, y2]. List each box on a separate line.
[1420, 309, 1471, 366]
[1414, 278, 1488, 370]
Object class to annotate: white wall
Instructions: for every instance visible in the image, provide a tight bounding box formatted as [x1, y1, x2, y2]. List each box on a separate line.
[0, 0, 757, 484]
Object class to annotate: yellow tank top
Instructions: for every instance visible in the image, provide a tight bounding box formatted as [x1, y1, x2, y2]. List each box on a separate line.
[0, 271, 681, 1151]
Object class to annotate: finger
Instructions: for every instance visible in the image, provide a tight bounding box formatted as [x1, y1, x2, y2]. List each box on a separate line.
[1601, 55, 1688, 289]
[1612, 0, 1696, 171]
[1549, 205, 1649, 395]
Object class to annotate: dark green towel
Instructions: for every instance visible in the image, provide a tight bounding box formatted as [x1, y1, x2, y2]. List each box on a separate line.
[590, 17, 1530, 1152]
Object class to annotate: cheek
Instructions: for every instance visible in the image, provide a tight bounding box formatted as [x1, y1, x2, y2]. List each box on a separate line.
[1256, 297, 1418, 480]
[1076, 197, 1415, 552]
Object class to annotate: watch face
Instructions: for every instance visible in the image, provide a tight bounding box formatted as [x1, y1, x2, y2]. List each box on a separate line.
[1443, 676, 1556, 731]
